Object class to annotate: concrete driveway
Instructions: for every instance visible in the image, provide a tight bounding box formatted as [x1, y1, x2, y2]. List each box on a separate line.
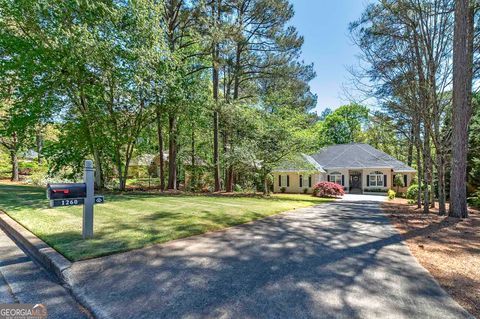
[68, 199, 471, 319]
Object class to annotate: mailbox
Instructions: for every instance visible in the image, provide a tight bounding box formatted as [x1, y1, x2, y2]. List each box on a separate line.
[47, 183, 87, 200]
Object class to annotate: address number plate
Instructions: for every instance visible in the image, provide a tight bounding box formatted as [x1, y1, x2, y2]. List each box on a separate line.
[50, 196, 104, 207]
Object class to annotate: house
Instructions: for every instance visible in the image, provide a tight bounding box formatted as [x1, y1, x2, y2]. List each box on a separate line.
[272, 143, 416, 194]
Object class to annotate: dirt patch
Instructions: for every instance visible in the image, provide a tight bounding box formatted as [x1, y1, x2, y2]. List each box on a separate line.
[383, 198, 480, 318]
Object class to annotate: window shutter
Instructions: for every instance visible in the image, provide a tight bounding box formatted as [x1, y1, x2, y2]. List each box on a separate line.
[287, 175, 290, 187]
[404, 175, 407, 187]
[367, 175, 370, 185]
[341, 175, 345, 186]
[327, 175, 330, 182]
[384, 175, 387, 187]
[308, 175, 312, 187]
[299, 175, 303, 187]
[279, 175, 282, 187]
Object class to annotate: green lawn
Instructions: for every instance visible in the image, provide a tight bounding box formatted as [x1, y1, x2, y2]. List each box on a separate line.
[0, 183, 332, 261]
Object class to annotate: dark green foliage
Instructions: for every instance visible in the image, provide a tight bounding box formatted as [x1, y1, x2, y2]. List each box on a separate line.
[316, 104, 369, 146]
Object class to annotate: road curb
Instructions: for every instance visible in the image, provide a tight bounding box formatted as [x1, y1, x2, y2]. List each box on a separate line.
[0, 210, 72, 284]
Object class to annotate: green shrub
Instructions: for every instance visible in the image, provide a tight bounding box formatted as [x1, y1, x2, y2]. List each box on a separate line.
[234, 184, 243, 192]
[280, 186, 286, 193]
[303, 188, 309, 194]
[467, 191, 480, 208]
[393, 173, 404, 192]
[25, 171, 49, 186]
[388, 189, 396, 200]
[406, 184, 419, 200]
[406, 184, 431, 200]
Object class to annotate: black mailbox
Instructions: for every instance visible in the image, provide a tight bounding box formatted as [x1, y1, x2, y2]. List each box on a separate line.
[47, 183, 87, 200]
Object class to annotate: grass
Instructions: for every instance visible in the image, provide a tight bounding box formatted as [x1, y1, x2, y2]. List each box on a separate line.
[0, 183, 332, 261]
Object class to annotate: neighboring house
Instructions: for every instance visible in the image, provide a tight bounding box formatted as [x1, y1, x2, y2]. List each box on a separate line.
[272, 143, 416, 194]
[129, 154, 156, 178]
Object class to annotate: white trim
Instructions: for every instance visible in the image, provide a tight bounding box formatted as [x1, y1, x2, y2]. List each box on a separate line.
[281, 175, 288, 188]
[368, 171, 384, 187]
[329, 172, 342, 185]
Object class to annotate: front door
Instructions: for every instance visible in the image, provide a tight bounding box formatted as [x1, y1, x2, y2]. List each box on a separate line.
[350, 172, 362, 193]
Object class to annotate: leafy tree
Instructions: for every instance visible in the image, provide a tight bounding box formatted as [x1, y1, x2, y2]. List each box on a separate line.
[317, 104, 368, 146]
[468, 93, 480, 191]
[394, 173, 405, 193]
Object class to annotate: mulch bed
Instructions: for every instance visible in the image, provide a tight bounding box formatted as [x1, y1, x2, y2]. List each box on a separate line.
[383, 198, 480, 318]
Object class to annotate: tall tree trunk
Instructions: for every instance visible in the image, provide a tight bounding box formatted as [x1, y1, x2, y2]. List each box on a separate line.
[36, 130, 43, 164]
[93, 148, 104, 190]
[213, 93, 220, 191]
[212, 0, 221, 192]
[10, 150, 18, 182]
[167, 114, 177, 190]
[263, 170, 270, 195]
[225, 42, 242, 193]
[191, 121, 196, 190]
[156, 105, 165, 191]
[430, 152, 435, 209]
[407, 126, 414, 166]
[415, 124, 422, 209]
[449, 0, 474, 218]
[423, 132, 431, 213]
[437, 151, 447, 214]
[114, 150, 125, 191]
[226, 166, 234, 192]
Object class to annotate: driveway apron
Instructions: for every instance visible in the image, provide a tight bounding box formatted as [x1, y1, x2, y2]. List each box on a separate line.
[68, 196, 472, 319]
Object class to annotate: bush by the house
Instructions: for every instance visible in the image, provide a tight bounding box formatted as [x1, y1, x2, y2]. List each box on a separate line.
[303, 188, 309, 194]
[388, 189, 396, 200]
[393, 173, 404, 192]
[406, 184, 431, 202]
[313, 182, 345, 198]
[280, 186, 286, 193]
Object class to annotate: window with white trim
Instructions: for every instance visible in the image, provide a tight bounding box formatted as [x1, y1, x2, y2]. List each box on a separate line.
[300, 175, 310, 188]
[280, 175, 289, 187]
[329, 172, 342, 185]
[369, 171, 384, 187]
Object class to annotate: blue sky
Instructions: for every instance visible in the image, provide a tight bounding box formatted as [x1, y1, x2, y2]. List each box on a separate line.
[290, 0, 371, 114]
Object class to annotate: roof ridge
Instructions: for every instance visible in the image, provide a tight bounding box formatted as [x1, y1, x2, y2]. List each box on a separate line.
[356, 144, 393, 168]
[324, 145, 349, 166]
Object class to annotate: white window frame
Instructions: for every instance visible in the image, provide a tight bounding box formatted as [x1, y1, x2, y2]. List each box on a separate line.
[281, 175, 288, 187]
[302, 175, 310, 188]
[369, 171, 384, 187]
[329, 172, 342, 185]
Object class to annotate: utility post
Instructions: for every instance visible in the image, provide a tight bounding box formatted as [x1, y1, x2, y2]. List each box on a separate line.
[83, 160, 95, 239]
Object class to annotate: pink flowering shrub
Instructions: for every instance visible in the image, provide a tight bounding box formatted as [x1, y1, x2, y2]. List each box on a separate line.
[313, 182, 345, 198]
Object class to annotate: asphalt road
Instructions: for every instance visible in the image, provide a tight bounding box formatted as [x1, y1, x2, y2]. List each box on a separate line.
[0, 228, 89, 318]
[69, 196, 472, 319]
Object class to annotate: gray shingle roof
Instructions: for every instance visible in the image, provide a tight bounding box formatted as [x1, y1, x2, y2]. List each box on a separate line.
[310, 143, 416, 172]
[273, 154, 326, 172]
